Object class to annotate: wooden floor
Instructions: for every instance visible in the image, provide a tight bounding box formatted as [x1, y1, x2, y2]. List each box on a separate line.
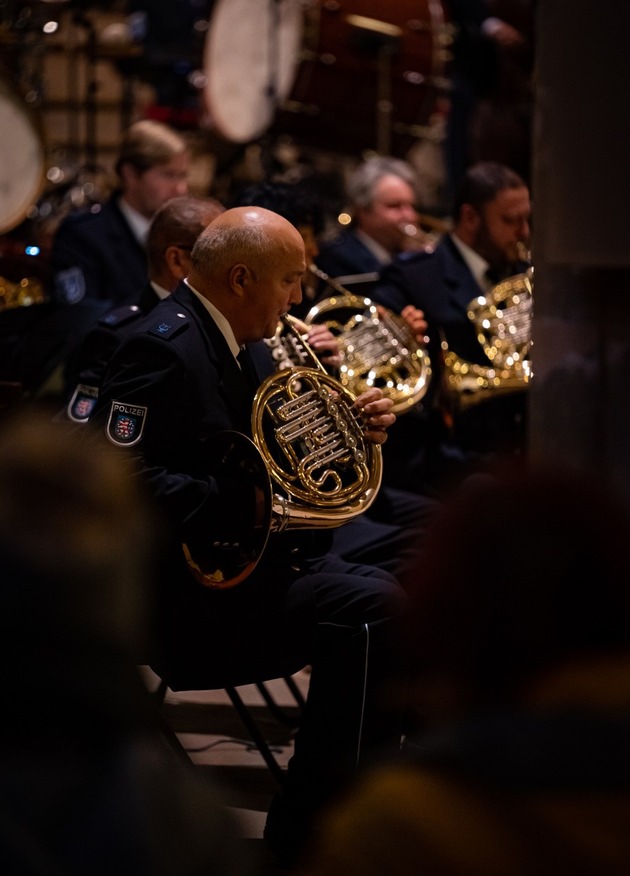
[141, 667, 311, 874]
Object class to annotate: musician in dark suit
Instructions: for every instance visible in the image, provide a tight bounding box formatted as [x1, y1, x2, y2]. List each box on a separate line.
[315, 156, 423, 288]
[371, 161, 532, 494]
[230, 180, 441, 579]
[63, 195, 224, 421]
[91, 207, 408, 868]
[51, 120, 190, 306]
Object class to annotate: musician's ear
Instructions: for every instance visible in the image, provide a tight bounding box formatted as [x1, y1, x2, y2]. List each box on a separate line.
[164, 245, 190, 280]
[229, 263, 253, 297]
[460, 202, 481, 231]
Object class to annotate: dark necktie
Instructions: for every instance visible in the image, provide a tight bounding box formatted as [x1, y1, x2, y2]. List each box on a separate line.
[237, 347, 257, 389]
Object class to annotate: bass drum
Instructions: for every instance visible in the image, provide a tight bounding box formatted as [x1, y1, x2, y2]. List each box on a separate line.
[202, 0, 304, 144]
[202, 0, 451, 155]
[0, 73, 46, 234]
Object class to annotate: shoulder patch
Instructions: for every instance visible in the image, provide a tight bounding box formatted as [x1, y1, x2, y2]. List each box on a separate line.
[67, 383, 99, 423]
[147, 311, 189, 340]
[98, 304, 143, 328]
[106, 400, 148, 446]
[54, 266, 85, 304]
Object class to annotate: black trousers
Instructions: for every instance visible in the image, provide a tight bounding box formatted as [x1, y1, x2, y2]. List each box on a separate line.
[332, 486, 439, 582]
[154, 549, 408, 810]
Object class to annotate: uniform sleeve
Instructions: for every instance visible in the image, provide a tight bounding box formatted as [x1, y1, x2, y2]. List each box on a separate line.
[371, 260, 416, 314]
[93, 334, 258, 547]
[52, 217, 110, 302]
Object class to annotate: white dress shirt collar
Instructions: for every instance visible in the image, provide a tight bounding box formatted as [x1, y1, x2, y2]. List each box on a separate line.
[451, 232, 491, 293]
[183, 278, 241, 359]
[355, 228, 392, 266]
[150, 280, 171, 301]
[118, 196, 151, 246]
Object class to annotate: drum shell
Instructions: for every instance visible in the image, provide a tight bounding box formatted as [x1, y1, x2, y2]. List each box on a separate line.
[202, 0, 451, 156]
[275, 0, 451, 154]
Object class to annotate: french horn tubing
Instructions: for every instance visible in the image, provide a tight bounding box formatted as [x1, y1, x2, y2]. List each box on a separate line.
[184, 314, 382, 590]
[265, 312, 315, 377]
[441, 266, 533, 410]
[304, 265, 431, 415]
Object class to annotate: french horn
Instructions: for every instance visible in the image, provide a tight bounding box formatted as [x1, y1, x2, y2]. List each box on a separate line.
[303, 265, 431, 415]
[265, 312, 318, 377]
[184, 314, 382, 590]
[441, 266, 533, 410]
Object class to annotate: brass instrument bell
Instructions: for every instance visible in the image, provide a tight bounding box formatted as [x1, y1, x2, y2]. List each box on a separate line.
[305, 266, 431, 415]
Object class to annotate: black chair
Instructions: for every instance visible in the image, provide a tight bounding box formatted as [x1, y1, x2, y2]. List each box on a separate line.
[150, 673, 307, 788]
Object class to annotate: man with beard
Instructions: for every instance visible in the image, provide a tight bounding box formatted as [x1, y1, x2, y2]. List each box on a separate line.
[371, 161, 532, 495]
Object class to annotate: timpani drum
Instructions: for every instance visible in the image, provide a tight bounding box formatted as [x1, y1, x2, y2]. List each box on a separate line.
[202, 0, 451, 155]
[0, 73, 46, 234]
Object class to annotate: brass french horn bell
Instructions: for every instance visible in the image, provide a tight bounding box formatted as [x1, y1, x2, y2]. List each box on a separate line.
[305, 265, 431, 415]
[441, 265, 534, 409]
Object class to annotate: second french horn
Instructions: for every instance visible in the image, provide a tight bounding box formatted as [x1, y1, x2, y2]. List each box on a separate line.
[303, 266, 431, 415]
[441, 267, 533, 409]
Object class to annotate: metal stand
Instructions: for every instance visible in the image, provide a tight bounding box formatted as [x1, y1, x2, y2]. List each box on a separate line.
[346, 14, 402, 154]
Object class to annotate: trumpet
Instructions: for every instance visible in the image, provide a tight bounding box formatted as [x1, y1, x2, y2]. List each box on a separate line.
[304, 265, 431, 415]
[184, 315, 382, 590]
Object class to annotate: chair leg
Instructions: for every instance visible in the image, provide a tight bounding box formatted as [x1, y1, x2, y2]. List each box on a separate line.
[151, 673, 290, 788]
[156, 707, 198, 768]
[148, 678, 197, 769]
[255, 675, 305, 728]
[281, 673, 307, 711]
[225, 686, 287, 788]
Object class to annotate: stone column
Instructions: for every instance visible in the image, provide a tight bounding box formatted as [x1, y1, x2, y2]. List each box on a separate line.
[529, 1, 630, 507]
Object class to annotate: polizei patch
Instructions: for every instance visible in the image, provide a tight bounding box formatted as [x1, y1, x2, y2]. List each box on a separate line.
[106, 401, 148, 447]
[67, 383, 99, 423]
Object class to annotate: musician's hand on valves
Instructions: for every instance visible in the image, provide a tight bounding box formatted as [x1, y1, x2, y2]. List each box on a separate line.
[305, 324, 343, 370]
[353, 388, 396, 445]
[400, 304, 429, 344]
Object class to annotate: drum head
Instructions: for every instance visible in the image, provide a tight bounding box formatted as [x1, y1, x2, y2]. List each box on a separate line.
[203, 0, 304, 143]
[0, 76, 45, 234]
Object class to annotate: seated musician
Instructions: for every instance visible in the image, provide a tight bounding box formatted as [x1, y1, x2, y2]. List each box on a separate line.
[371, 161, 533, 496]
[91, 206, 409, 869]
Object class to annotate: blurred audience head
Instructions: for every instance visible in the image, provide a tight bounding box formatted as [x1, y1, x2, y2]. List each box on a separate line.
[0, 404, 255, 876]
[400, 459, 630, 720]
[0, 405, 158, 658]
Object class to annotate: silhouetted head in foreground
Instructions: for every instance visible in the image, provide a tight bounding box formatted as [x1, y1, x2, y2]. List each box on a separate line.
[400, 459, 630, 718]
